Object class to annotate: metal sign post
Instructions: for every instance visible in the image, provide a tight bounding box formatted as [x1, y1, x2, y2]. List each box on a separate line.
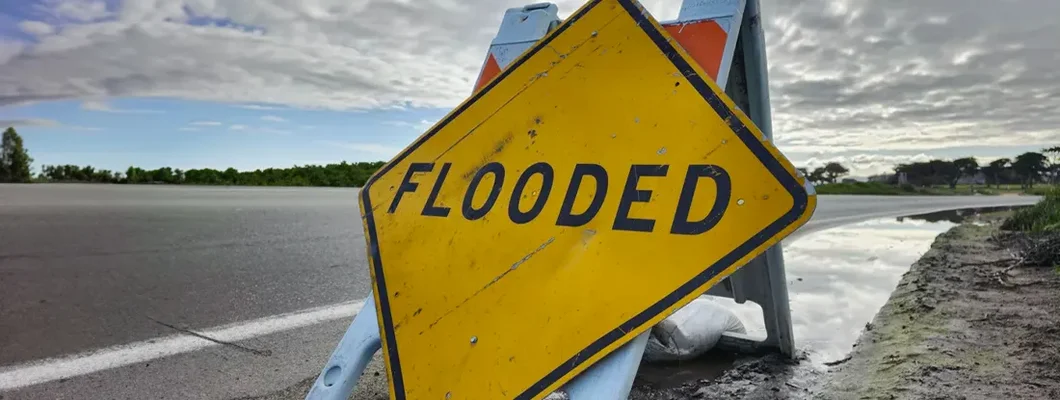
[306, 1, 814, 399]
[705, 0, 817, 358]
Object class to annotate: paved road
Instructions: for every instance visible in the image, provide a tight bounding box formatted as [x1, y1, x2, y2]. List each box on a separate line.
[0, 184, 1041, 399]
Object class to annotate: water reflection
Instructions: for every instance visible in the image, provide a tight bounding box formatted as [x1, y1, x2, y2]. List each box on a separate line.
[897, 206, 1021, 224]
[635, 206, 1029, 390]
[713, 206, 1022, 365]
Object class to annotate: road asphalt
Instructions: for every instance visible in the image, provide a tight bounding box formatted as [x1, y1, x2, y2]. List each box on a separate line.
[0, 184, 1041, 399]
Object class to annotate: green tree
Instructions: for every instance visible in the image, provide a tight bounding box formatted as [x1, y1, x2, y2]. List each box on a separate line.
[822, 162, 849, 183]
[932, 160, 960, 189]
[80, 165, 95, 182]
[1013, 152, 1048, 188]
[1044, 146, 1060, 162]
[895, 160, 958, 187]
[808, 167, 827, 185]
[1043, 146, 1060, 184]
[983, 158, 1010, 189]
[222, 167, 240, 184]
[154, 167, 175, 184]
[126, 166, 146, 183]
[952, 157, 979, 189]
[0, 127, 34, 183]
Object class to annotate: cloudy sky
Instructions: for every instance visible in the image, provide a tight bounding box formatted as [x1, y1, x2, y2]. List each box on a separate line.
[1, 0, 1057, 176]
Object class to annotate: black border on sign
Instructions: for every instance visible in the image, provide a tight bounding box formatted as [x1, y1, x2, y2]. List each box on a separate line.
[358, 0, 810, 398]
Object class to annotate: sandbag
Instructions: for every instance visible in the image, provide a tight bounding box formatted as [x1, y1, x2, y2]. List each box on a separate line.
[643, 296, 746, 362]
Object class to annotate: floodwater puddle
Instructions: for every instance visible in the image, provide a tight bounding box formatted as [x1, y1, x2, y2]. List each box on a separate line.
[725, 207, 1021, 364]
[635, 206, 1025, 390]
[745, 214, 956, 364]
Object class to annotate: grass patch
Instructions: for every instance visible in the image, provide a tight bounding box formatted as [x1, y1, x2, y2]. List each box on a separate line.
[1025, 186, 1057, 196]
[815, 182, 1057, 196]
[815, 182, 912, 195]
[1001, 188, 1060, 232]
[972, 187, 999, 195]
[953, 184, 1030, 193]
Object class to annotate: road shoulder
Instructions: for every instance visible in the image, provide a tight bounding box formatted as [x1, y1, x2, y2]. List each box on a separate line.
[819, 214, 1060, 399]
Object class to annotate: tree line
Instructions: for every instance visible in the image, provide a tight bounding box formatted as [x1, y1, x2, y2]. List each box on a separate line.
[1, 126, 386, 187]
[798, 149, 1060, 189]
[796, 162, 850, 185]
[35, 162, 387, 187]
[4, 125, 1059, 189]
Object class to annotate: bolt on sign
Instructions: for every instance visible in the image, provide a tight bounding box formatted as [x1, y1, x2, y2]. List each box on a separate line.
[359, 0, 817, 398]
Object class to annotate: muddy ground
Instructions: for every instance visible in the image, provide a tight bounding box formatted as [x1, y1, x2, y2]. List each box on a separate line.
[816, 215, 1060, 399]
[248, 213, 1060, 399]
[652, 213, 1060, 400]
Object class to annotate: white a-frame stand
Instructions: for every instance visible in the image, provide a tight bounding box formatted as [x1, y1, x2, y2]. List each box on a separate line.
[305, 1, 797, 399]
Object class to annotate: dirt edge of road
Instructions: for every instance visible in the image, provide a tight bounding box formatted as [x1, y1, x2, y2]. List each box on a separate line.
[630, 213, 1060, 400]
[816, 214, 1060, 399]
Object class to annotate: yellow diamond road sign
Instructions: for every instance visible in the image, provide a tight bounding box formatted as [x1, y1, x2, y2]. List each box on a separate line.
[359, 0, 817, 398]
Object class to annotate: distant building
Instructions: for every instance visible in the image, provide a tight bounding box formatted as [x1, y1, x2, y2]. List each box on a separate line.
[868, 173, 899, 184]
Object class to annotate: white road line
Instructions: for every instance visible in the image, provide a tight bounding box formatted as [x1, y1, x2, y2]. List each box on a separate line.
[0, 299, 366, 391]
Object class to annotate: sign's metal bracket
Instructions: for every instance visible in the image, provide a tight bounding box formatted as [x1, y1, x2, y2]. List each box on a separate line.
[305, 296, 381, 400]
[705, 0, 802, 358]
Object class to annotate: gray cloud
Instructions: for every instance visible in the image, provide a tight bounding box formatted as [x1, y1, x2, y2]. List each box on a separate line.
[0, 118, 100, 131]
[1, 0, 1058, 174]
[0, 39, 25, 65]
[0, 118, 61, 128]
[80, 99, 161, 113]
[18, 21, 54, 36]
[0, 0, 566, 110]
[764, 0, 1060, 173]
